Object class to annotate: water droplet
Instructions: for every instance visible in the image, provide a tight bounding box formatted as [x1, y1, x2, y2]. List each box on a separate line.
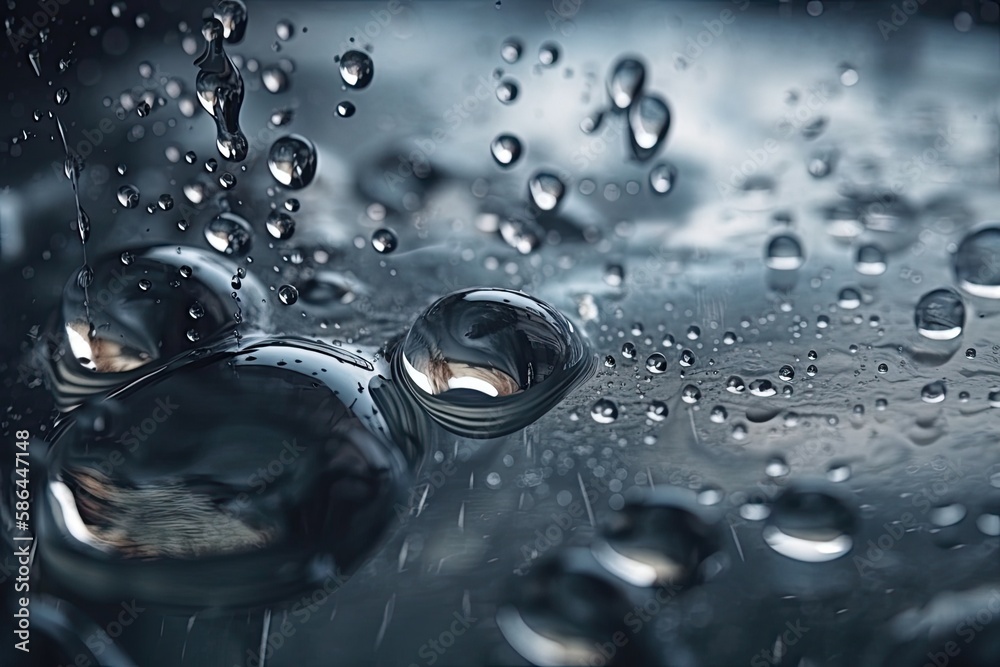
[339, 50, 374, 88]
[277, 284, 298, 305]
[749, 379, 777, 397]
[265, 210, 295, 240]
[763, 482, 856, 562]
[929, 503, 966, 527]
[920, 380, 947, 404]
[855, 244, 887, 275]
[117, 184, 140, 209]
[645, 401, 668, 421]
[778, 365, 794, 382]
[486, 471, 502, 489]
[591, 398, 619, 424]
[679, 349, 695, 367]
[826, 464, 851, 483]
[275, 19, 294, 41]
[649, 162, 677, 195]
[268, 134, 317, 189]
[335, 100, 356, 118]
[538, 42, 559, 66]
[765, 235, 804, 270]
[954, 225, 1000, 298]
[977, 513, 1000, 536]
[261, 65, 289, 94]
[839, 64, 859, 86]
[681, 385, 701, 404]
[55, 87, 70, 105]
[496, 78, 519, 104]
[837, 287, 861, 309]
[914, 288, 964, 341]
[194, 18, 248, 161]
[621, 342, 637, 360]
[709, 405, 727, 423]
[726, 376, 746, 394]
[765, 457, 790, 477]
[644, 353, 667, 374]
[966, 347, 977, 359]
[877, 363, 888, 374]
[528, 172, 565, 211]
[500, 38, 522, 63]
[607, 57, 645, 110]
[491, 134, 522, 167]
[498, 217, 542, 255]
[628, 94, 670, 160]
[395, 288, 595, 438]
[371, 228, 398, 254]
[204, 211, 253, 255]
[213, 0, 248, 42]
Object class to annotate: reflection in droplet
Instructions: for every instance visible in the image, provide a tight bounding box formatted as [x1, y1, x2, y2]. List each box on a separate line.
[528, 172, 566, 211]
[204, 212, 253, 255]
[265, 210, 295, 240]
[339, 50, 374, 89]
[395, 288, 595, 438]
[591, 399, 618, 424]
[194, 19, 248, 161]
[914, 288, 964, 341]
[491, 134, 522, 167]
[628, 94, 670, 161]
[855, 244, 887, 276]
[920, 380, 947, 404]
[765, 235, 804, 270]
[117, 184, 140, 209]
[649, 163, 677, 195]
[763, 482, 856, 562]
[268, 135, 317, 189]
[607, 57, 645, 110]
[954, 226, 1000, 298]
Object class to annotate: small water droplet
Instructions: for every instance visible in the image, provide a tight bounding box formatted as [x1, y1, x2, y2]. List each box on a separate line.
[277, 284, 299, 305]
[339, 50, 374, 88]
[491, 134, 522, 167]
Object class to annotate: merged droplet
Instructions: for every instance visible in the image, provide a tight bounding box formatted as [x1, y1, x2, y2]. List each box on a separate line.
[204, 211, 253, 255]
[591, 488, 720, 588]
[954, 225, 1000, 298]
[394, 288, 595, 438]
[627, 94, 670, 160]
[607, 57, 645, 110]
[194, 19, 248, 161]
[762, 481, 856, 562]
[39, 338, 411, 609]
[491, 134, 522, 167]
[914, 288, 964, 341]
[339, 50, 374, 89]
[268, 134, 318, 189]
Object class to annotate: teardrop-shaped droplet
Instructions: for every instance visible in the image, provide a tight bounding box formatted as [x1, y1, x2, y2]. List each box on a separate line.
[649, 162, 677, 195]
[117, 184, 140, 209]
[339, 50, 374, 89]
[914, 288, 964, 341]
[194, 19, 248, 162]
[627, 94, 670, 160]
[267, 134, 317, 189]
[395, 288, 595, 438]
[607, 57, 645, 110]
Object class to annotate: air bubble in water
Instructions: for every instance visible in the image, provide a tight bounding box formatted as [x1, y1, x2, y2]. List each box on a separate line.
[538, 42, 559, 66]
[914, 288, 964, 341]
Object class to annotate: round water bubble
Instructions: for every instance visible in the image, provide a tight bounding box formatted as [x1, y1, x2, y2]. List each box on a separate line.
[265, 210, 295, 240]
[268, 134, 317, 189]
[339, 50, 374, 89]
[371, 228, 398, 254]
[762, 481, 856, 562]
[394, 288, 595, 438]
[914, 288, 964, 341]
[39, 338, 411, 609]
[500, 38, 521, 63]
[277, 284, 298, 305]
[528, 172, 565, 211]
[954, 225, 1000, 298]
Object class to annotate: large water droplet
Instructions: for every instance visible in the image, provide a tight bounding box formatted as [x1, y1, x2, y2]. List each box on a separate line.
[765, 234, 805, 270]
[607, 57, 645, 110]
[394, 288, 595, 438]
[339, 50, 374, 89]
[914, 288, 964, 341]
[592, 488, 720, 588]
[628, 94, 670, 160]
[954, 225, 1000, 298]
[763, 481, 856, 562]
[204, 211, 253, 255]
[267, 134, 318, 189]
[40, 338, 411, 609]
